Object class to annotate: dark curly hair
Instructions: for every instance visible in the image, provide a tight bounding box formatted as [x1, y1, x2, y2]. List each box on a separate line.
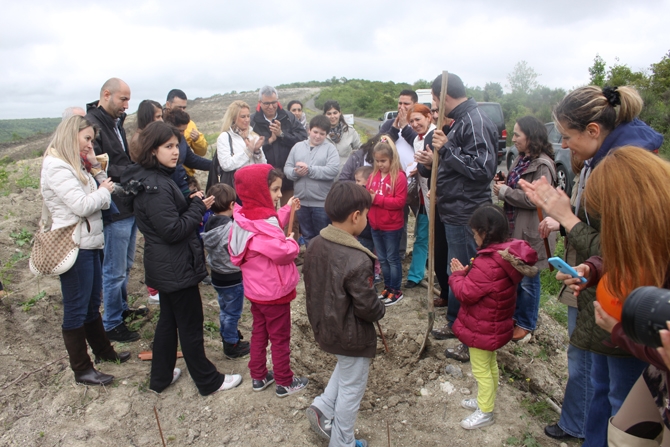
[469, 204, 509, 249]
[515, 116, 554, 160]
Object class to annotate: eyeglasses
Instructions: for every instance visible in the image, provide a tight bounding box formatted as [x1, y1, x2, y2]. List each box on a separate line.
[261, 101, 278, 107]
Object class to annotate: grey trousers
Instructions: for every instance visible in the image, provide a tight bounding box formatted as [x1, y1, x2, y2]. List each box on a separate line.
[312, 355, 371, 447]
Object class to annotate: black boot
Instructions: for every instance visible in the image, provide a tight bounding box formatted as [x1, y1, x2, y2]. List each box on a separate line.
[83, 315, 131, 364]
[223, 340, 250, 359]
[62, 327, 114, 386]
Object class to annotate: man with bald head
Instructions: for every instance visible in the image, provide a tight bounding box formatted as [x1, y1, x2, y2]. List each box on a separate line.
[62, 106, 86, 120]
[86, 77, 144, 343]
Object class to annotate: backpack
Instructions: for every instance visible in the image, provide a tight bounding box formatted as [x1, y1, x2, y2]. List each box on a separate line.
[206, 132, 235, 194]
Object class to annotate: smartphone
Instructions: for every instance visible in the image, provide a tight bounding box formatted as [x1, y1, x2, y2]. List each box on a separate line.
[548, 257, 588, 283]
[495, 170, 504, 181]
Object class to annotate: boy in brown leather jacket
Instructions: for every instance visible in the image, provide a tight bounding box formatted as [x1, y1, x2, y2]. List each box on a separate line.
[303, 181, 386, 447]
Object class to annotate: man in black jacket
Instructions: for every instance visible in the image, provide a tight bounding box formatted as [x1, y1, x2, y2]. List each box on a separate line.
[417, 73, 498, 351]
[251, 85, 308, 203]
[86, 77, 143, 343]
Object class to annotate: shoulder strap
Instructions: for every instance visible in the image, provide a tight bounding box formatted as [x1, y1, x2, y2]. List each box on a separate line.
[228, 132, 234, 155]
[40, 202, 52, 232]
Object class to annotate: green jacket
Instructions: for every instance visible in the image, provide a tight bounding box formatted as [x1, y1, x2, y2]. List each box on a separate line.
[566, 210, 631, 357]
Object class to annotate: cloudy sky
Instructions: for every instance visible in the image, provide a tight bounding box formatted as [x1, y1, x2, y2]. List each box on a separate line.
[2, 0, 668, 119]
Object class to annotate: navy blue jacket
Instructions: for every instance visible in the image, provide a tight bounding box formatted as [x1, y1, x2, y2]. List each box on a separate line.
[171, 136, 212, 196]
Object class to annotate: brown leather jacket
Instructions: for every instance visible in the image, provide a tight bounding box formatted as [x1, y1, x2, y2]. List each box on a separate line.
[304, 225, 386, 358]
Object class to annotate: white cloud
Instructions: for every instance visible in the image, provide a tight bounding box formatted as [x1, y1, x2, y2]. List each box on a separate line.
[1, 0, 668, 118]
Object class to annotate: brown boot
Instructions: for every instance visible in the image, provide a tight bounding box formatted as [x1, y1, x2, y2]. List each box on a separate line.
[83, 315, 131, 364]
[62, 327, 114, 386]
[431, 323, 456, 340]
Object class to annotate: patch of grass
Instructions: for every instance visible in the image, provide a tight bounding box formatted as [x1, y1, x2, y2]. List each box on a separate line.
[10, 228, 33, 247]
[204, 133, 219, 146]
[0, 250, 30, 285]
[0, 166, 9, 195]
[505, 432, 543, 447]
[21, 291, 46, 311]
[204, 321, 219, 337]
[520, 397, 557, 424]
[15, 166, 39, 189]
[151, 310, 161, 324]
[0, 156, 13, 166]
[540, 236, 568, 328]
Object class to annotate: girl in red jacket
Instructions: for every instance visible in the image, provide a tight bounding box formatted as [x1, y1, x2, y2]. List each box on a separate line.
[366, 136, 407, 306]
[448, 204, 538, 430]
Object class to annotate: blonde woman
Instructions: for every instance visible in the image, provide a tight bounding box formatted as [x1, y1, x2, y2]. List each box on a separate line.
[40, 116, 128, 386]
[216, 100, 266, 175]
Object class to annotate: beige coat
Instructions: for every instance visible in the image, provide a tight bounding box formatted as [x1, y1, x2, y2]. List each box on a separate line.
[497, 153, 556, 270]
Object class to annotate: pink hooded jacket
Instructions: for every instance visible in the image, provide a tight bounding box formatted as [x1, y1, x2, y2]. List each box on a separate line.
[228, 164, 300, 304]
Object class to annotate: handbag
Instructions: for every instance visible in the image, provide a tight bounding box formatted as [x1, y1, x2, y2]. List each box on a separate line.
[29, 203, 82, 276]
[406, 176, 420, 216]
[206, 132, 235, 193]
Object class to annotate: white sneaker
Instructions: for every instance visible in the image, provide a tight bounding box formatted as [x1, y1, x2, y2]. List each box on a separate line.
[460, 408, 494, 430]
[461, 398, 478, 410]
[148, 293, 160, 305]
[171, 368, 181, 384]
[218, 374, 242, 391]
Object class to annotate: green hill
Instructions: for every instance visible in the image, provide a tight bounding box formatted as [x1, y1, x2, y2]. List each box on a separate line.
[0, 118, 60, 143]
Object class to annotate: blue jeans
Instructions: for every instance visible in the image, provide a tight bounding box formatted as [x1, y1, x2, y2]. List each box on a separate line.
[371, 228, 403, 291]
[583, 352, 648, 447]
[297, 206, 330, 247]
[443, 224, 478, 325]
[513, 273, 540, 331]
[558, 306, 593, 438]
[59, 249, 103, 330]
[102, 216, 137, 331]
[213, 283, 245, 344]
[407, 213, 428, 283]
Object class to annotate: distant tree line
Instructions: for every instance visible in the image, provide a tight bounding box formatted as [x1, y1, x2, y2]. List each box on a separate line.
[0, 118, 61, 144]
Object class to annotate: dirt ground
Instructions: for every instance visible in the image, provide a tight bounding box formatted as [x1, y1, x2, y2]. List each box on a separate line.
[0, 90, 581, 446]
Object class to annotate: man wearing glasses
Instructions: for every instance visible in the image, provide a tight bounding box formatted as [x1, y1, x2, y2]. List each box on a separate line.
[251, 85, 308, 206]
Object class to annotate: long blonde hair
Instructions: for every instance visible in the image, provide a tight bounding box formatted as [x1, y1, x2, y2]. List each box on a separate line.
[221, 100, 257, 137]
[584, 146, 670, 300]
[45, 116, 96, 184]
[367, 136, 402, 191]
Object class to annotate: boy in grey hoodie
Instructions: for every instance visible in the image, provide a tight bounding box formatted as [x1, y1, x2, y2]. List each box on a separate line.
[284, 115, 340, 246]
[201, 183, 250, 359]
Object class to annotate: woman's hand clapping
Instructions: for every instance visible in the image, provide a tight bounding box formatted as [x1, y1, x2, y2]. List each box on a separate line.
[518, 176, 581, 232]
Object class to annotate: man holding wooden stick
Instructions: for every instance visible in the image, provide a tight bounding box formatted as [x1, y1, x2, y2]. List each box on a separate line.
[416, 73, 498, 362]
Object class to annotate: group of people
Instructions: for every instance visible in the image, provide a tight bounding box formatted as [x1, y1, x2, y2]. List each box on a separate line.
[36, 70, 669, 446]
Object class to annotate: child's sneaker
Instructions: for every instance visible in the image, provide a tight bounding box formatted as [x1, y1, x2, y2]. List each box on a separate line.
[460, 408, 494, 429]
[305, 405, 331, 440]
[252, 371, 275, 392]
[355, 440, 368, 447]
[383, 290, 404, 306]
[217, 374, 242, 391]
[171, 368, 181, 385]
[223, 340, 250, 359]
[378, 287, 390, 300]
[276, 376, 308, 397]
[461, 398, 478, 410]
[374, 274, 382, 285]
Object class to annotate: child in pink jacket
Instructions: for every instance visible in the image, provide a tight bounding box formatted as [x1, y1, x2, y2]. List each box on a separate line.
[228, 164, 309, 397]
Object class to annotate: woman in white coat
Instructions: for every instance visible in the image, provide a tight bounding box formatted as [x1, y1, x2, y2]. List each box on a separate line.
[323, 100, 361, 170]
[216, 100, 266, 177]
[40, 116, 129, 386]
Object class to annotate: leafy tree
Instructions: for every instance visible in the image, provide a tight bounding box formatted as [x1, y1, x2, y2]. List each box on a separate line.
[589, 54, 607, 86]
[412, 79, 431, 90]
[649, 51, 670, 96]
[606, 58, 648, 88]
[507, 61, 539, 95]
[484, 82, 503, 102]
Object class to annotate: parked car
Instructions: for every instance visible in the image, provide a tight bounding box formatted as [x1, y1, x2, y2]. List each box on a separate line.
[477, 102, 506, 165]
[505, 122, 575, 196]
[378, 111, 398, 129]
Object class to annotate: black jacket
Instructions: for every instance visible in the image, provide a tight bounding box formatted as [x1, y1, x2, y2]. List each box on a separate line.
[428, 98, 498, 225]
[251, 107, 308, 190]
[171, 137, 212, 195]
[86, 101, 133, 220]
[121, 163, 208, 293]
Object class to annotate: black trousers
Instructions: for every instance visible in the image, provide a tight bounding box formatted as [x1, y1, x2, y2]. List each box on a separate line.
[150, 285, 224, 395]
[433, 212, 449, 300]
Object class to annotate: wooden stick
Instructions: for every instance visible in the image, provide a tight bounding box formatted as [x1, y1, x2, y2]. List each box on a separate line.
[387, 420, 391, 447]
[0, 354, 68, 393]
[536, 207, 553, 271]
[285, 201, 297, 237]
[418, 70, 449, 358]
[377, 321, 390, 353]
[154, 406, 167, 447]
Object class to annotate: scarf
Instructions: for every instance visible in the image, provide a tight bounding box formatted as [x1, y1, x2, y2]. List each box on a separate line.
[504, 155, 532, 233]
[328, 122, 344, 144]
[80, 154, 92, 173]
